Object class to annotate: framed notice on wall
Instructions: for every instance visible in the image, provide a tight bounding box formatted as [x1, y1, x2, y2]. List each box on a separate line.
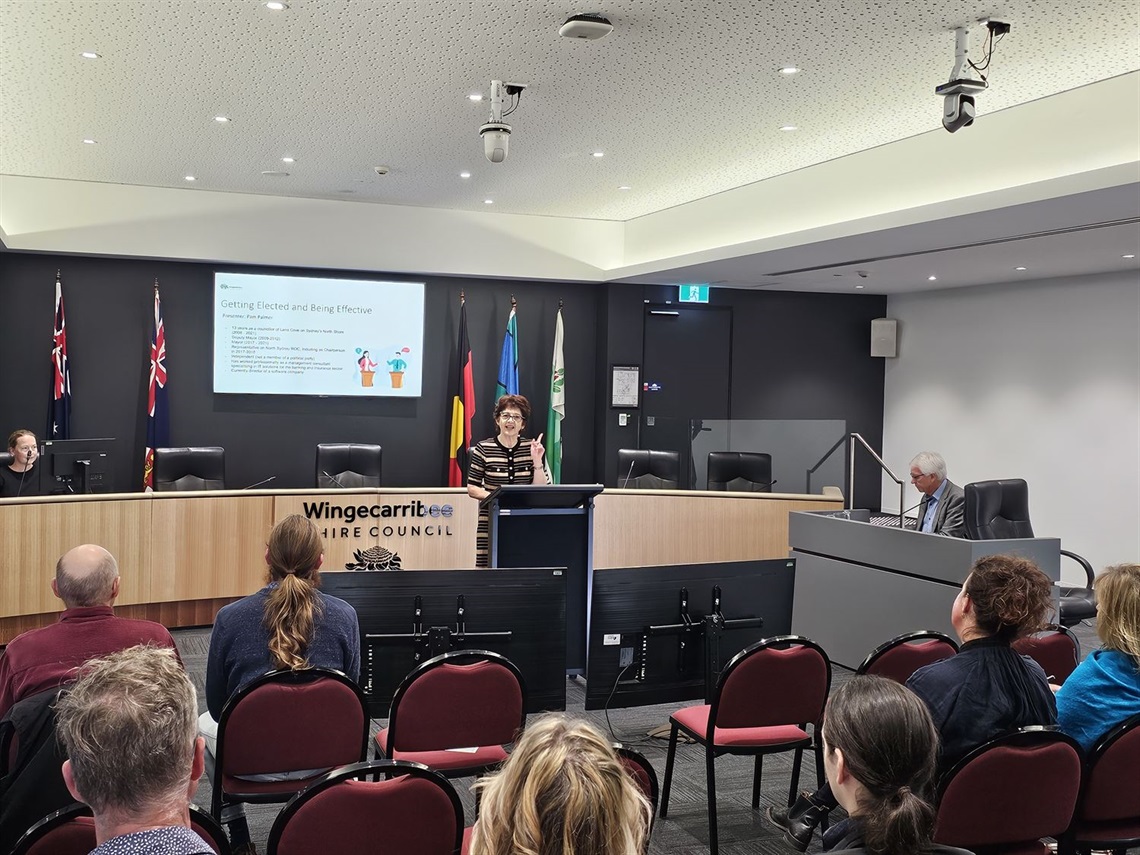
[611, 365, 640, 408]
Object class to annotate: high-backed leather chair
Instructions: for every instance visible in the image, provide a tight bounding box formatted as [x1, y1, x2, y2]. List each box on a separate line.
[965, 479, 1097, 627]
[616, 449, 681, 489]
[964, 479, 1034, 539]
[706, 451, 774, 492]
[152, 447, 226, 491]
[0, 452, 12, 467]
[315, 443, 382, 488]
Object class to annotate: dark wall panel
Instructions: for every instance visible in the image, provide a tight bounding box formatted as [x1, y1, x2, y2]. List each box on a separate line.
[597, 284, 887, 507]
[0, 252, 600, 491]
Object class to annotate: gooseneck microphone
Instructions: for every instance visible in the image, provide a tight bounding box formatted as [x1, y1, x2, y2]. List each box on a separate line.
[619, 458, 637, 489]
[241, 475, 277, 490]
[15, 447, 35, 497]
[322, 470, 348, 489]
[900, 498, 925, 529]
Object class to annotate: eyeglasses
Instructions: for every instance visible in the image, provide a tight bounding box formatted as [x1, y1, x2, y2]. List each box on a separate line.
[498, 413, 523, 422]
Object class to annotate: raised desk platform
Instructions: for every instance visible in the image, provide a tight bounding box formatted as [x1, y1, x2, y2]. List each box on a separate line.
[1, 487, 841, 643]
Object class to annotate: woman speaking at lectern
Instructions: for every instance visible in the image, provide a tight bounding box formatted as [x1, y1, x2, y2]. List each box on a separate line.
[467, 394, 549, 567]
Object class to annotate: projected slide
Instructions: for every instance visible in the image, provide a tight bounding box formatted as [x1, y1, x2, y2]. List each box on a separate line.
[214, 272, 425, 397]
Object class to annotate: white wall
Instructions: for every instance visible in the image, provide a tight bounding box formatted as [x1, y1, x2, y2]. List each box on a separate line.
[882, 271, 1140, 582]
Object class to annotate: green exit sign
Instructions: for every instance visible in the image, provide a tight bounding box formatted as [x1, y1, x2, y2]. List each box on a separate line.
[678, 284, 710, 303]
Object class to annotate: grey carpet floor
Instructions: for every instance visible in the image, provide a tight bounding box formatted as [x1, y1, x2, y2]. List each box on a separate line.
[175, 619, 1104, 855]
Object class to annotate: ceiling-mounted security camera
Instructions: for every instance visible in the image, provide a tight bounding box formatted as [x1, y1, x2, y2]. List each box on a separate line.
[480, 121, 511, 163]
[479, 79, 525, 163]
[934, 23, 1007, 133]
[941, 92, 976, 133]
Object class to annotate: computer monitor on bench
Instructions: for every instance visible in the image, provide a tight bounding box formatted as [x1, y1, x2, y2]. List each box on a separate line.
[40, 437, 116, 494]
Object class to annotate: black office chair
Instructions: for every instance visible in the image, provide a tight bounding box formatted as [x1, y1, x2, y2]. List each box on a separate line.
[964, 479, 1096, 627]
[706, 451, 774, 492]
[152, 447, 226, 491]
[616, 449, 681, 489]
[316, 443, 382, 488]
[0, 452, 12, 467]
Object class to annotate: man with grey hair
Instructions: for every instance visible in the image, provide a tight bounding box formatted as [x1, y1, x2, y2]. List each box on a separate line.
[909, 451, 967, 538]
[0, 544, 179, 718]
[56, 645, 214, 853]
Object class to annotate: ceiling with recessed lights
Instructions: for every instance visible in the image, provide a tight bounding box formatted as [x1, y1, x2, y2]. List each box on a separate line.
[0, 0, 1137, 291]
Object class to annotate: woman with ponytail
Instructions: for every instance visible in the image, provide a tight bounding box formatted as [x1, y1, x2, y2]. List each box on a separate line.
[201, 514, 360, 854]
[820, 676, 972, 855]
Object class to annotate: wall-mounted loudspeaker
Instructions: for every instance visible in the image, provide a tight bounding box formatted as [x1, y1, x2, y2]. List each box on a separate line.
[871, 318, 897, 358]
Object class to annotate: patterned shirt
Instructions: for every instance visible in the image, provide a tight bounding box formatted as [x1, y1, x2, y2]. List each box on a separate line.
[91, 826, 215, 855]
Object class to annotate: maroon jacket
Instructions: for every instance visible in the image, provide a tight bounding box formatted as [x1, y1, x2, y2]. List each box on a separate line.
[0, 606, 180, 719]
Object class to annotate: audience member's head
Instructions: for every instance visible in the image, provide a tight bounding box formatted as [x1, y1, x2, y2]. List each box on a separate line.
[56, 646, 203, 840]
[263, 514, 325, 670]
[822, 675, 940, 855]
[52, 544, 120, 608]
[954, 553, 1053, 643]
[470, 714, 651, 855]
[1094, 563, 1140, 665]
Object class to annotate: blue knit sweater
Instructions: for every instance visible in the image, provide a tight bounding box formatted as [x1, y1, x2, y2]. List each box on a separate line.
[205, 584, 361, 719]
[1056, 648, 1140, 752]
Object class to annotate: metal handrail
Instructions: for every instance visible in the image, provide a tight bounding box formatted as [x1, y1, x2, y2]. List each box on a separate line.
[848, 433, 906, 527]
[805, 434, 848, 496]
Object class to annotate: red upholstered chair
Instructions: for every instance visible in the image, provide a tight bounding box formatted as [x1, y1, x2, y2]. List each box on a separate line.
[856, 630, 959, 683]
[11, 803, 232, 855]
[658, 635, 831, 855]
[1012, 625, 1081, 685]
[375, 650, 526, 781]
[617, 744, 660, 821]
[9, 803, 94, 855]
[1059, 712, 1140, 854]
[210, 668, 369, 826]
[934, 727, 1083, 854]
[267, 760, 463, 855]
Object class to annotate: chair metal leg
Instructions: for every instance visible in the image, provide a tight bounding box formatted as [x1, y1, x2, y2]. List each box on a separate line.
[659, 721, 679, 818]
[789, 746, 804, 807]
[814, 738, 825, 789]
[752, 755, 763, 808]
[706, 747, 719, 855]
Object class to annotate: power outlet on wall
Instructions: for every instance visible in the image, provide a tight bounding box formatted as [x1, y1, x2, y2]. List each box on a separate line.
[619, 646, 634, 667]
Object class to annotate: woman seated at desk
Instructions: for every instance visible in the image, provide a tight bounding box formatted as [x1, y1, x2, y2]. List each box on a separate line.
[0, 429, 48, 497]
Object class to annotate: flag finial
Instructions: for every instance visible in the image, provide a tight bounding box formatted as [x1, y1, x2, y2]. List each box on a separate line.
[510, 294, 517, 309]
[460, 290, 465, 303]
[56, 269, 61, 280]
[558, 298, 563, 309]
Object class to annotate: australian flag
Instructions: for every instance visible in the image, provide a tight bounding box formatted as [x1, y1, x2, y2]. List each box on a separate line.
[143, 284, 169, 491]
[49, 274, 71, 440]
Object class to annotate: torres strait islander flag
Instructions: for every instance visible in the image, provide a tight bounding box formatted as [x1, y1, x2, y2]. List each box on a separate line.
[49, 273, 72, 440]
[143, 283, 170, 491]
[448, 295, 475, 487]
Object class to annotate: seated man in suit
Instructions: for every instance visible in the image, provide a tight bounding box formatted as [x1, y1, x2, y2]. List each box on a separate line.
[0, 544, 180, 719]
[909, 451, 967, 538]
[56, 645, 214, 854]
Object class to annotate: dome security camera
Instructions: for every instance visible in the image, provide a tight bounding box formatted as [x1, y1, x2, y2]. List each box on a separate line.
[480, 121, 511, 163]
[942, 93, 975, 133]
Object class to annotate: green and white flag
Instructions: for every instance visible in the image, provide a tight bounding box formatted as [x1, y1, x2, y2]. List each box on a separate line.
[545, 307, 564, 483]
